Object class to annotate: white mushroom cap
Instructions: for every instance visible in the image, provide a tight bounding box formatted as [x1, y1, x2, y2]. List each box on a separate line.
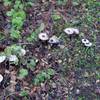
[38, 32, 49, 41]
[0, 56, 6, 63]
[0, 74, 3, 83]
[9, 55, 18, 62]
[64, 28, 79, 35]
[64, 28, 74, 35]
[20, 49, 26, 56]
[84, 42, 92, 47]
[48, 35, 60, 44]
[82, 39, 90, 44]
[73, 28, 79, 34]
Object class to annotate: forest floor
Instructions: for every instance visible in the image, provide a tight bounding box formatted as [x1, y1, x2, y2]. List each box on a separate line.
[0, 0, 100, 100]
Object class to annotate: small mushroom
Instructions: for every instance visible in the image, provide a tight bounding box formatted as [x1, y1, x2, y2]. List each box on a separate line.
[38, 32, 49, 41]
[81, 39, 89, 44]
[48, 35, 60, 44]
[64, 28, 74, 35]
[64, 28, 79, 35]
[81, 39, 92, 47]
[8, 55, 18, 62]
[73, 28, 79, 34]
[0, 56, 6, 63]
[0, 74, 3, 83]
[84, 42, 92, 47]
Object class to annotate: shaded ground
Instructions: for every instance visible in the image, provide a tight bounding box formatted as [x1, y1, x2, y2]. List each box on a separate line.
[0, 0, 100, 100]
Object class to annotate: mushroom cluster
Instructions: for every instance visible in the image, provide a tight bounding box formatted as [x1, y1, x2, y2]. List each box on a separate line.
[64, 28, 79, 35]
[38, 33, 60, 45]
[81, 39, 92, 47]
[38, 28, 92, 48]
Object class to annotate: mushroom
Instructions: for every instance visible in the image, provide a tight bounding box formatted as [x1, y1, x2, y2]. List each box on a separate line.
[64, 28, 79, 35]
[48, 35, 60, 44]
[38, 32, 49, 41]
[73, 28, 79, 34]
[81, 39, 90, 44]
[8, 55, 18, 62]
[81, 39, 92, 47]
[84, 42, 92, 47]
[0, 56, 6, 63]
[64, 28, 74, 35]
[0, 74, 3, 83]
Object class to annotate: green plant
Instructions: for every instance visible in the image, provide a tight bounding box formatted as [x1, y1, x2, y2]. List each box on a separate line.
[14, 0, 24, 10]
[3, 0, 12, 6]
[56, 0, 67, 5]
[78, 96, 85, 100]
[7, 10, 26, 29]
[20, 90, 28, 97]
[52, 13, 61, 21]
[4, 45, 22, 56]
[10, 29, 21, 39]
[34, 68, 55, 85]
[27, 23, 45, 42]
[0, 33, 5, 41]
[27, 32, 37, 42]
[6, 0, 26, 40]
[27, 59, 36, 71]
[19, 68, 28, 78]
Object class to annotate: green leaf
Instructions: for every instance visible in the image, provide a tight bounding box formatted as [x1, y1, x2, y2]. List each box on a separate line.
[19, 68, 28, 78]
[0, 33, 5, 41]
[10, 29, 21, 39]
[13, 11, 26, 20]
[34, 79, 39, 85]
[7, 11, 13, 17]
[47, 68, 55, 76]
[52, 14, 61, 20]
[27, 59, 36, 70]
[20, 90, 28, 97]
[27, 32, 37, 42]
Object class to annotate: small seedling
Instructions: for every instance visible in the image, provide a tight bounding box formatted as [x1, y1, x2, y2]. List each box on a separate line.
[52, 13, 61, 20]
[19, 68, 28, 78]
[34, 68, 55, 85]
[27, 59, 36, 71]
